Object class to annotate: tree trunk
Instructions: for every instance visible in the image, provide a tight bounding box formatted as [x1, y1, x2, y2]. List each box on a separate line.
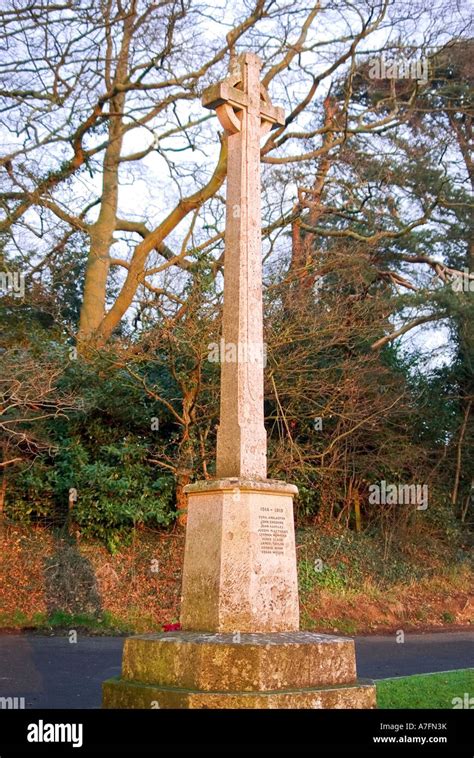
[78, 7, 135, 348]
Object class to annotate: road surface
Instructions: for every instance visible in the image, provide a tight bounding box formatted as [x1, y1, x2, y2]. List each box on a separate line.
[0, 630, 471, 708]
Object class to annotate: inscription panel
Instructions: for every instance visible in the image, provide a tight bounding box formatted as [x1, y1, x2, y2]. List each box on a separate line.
[257, 505, 289, 555]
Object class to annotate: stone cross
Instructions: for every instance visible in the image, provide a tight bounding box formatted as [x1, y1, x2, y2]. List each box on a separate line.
[202, 53, 285, 479]
[103, 54, 375, 711]
[178, 55, 298, 634]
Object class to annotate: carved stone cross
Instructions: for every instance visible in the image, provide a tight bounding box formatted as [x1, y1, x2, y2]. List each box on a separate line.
[178, 55, 299, 635]
[103, 55, 376, 710]
[202, 53, 285, 480]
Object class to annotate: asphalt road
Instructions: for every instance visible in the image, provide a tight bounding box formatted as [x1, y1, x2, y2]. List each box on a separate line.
[0, 631, 472, 709]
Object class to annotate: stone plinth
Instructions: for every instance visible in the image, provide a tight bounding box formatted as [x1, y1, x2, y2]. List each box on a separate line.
[180, 479, 299, 633]
[102, 632, 376, 709]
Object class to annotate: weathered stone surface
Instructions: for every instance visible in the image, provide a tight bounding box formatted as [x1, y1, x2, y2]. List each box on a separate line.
[207, 53, 285, 481]
[103, 678, 376, 709]
[184, 478, 298, 496]
[180, 481, 299, 633]
[120, 632, 357, 691]
[102, 633, 376, 709]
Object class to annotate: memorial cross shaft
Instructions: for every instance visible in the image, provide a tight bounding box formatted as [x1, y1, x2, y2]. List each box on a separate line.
[202, 53, 285, 479]
[178, 54, 298, 634]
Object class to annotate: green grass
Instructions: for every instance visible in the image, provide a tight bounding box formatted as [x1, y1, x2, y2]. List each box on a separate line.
[298, 558, 347, 597]
[0, 610, 133, 635]
[377, 669, 474, 709]
[46, 610, 133, 633]
[302, 614, 359, 635]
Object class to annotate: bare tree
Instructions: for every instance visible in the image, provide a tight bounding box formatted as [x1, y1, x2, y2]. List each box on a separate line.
[1, 0, 399, 348]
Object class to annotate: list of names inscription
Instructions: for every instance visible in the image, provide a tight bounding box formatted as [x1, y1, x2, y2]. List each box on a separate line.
[257, 506, 288, 555]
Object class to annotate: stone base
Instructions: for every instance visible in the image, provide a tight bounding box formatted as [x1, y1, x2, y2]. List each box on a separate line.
[102, 678, 375, 709]
[102, 632, 376, 709]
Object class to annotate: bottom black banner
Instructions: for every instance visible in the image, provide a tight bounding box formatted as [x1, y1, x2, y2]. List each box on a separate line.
[0, 709, 472, 756]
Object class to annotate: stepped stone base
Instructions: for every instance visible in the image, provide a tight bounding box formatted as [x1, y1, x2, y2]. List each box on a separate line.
[102, 678, 375, 709]
[102, 632, 376, 709]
